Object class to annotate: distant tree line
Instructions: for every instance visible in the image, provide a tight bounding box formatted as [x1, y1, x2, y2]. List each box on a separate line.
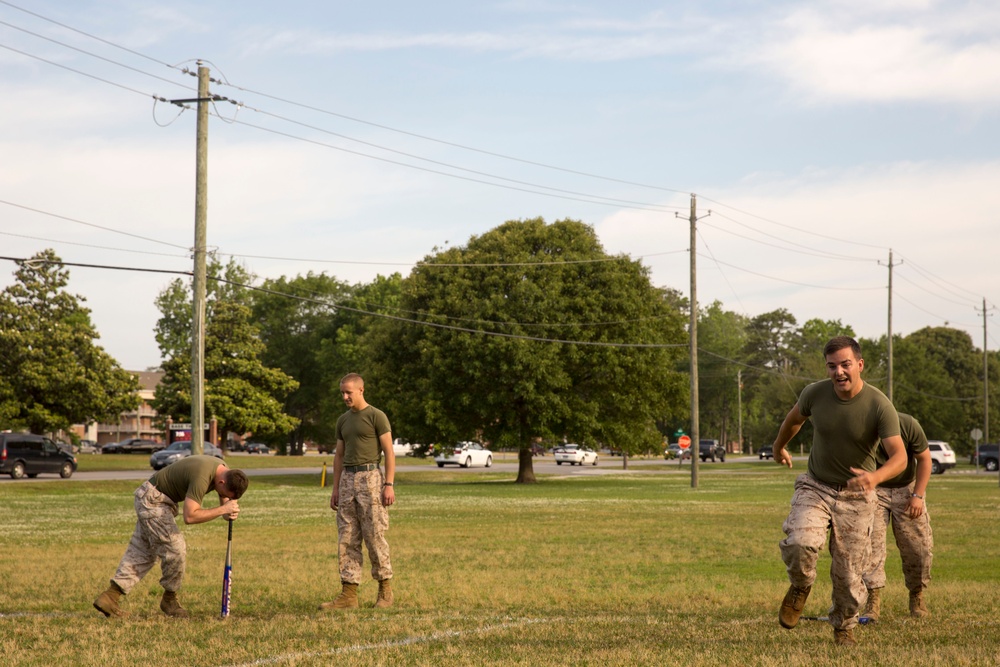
[3, 221, 997, 477]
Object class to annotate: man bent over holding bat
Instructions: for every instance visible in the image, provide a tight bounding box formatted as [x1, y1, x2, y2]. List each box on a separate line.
[93, 455, 248, 618]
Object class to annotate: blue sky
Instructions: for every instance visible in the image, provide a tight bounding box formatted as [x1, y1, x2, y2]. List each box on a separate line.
[1, 0, 998, 370]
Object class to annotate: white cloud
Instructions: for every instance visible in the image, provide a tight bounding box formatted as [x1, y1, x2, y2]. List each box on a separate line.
[595, 160, 998, 344]
[747, 4, 1000, 105]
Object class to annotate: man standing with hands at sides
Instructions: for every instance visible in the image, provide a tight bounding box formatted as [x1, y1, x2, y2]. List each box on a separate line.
[320, 373, 396, 611]
[773, 336, 908, 646]
[862, 412, 934, 622]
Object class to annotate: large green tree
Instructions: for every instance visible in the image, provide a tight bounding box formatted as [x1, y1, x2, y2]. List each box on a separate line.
[252, 272, 356, 454]
[152, 258, 299, 447]
[366, 217, 688, 482]
[0, 250, 139, 433]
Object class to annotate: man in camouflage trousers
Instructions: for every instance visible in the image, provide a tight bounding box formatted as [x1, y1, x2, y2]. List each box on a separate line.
[862, 412, 934, 621]
[319, 373, 396, 610]
[93, 455, 248, 618]
[772, 337, 908, 646]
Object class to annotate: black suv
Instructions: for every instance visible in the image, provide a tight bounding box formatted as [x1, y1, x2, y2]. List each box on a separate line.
[699, 439, 726, 462]
[970, 443, 999, 472]
[0, 433, 78, 479]
[102, 438, 164, 454]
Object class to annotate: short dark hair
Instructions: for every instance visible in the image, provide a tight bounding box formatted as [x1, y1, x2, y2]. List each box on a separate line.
[823, 336, 862, 359]
[225, 469, 249, 500]
[340, 373, 364, 387]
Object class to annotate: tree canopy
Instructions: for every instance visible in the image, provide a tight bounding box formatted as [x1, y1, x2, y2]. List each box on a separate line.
[152, 258, 299, 447]
[0, 250, 140, 434]
[365, 217, 688, 482]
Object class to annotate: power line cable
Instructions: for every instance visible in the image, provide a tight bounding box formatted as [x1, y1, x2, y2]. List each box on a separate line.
[707, 211, 878, 262]
[225, 115, 680, 213]
[0, 41, 164, 100]
[0, 0, 175, 70]
[0, 3, 687, 213]
[240, 105, 684, 213]
[0, 196, 690, 269]
[696, 252, 883, 291]
[214, 82, 692, 197]
[697, 195, 889, 251]
[0, 254, 688, 350]
[696, 231, 803, 401]
[0, 199, 189, 250]
[0, 18, 193, 91]
[0, 229, 189, 259]
[895, 251, 984, 302]
[892, 290, 979, 329]
[893, 270, 976, 309]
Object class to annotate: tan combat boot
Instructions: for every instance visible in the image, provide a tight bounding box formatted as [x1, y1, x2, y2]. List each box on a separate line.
[863, 587, 881, 623]
[833, 628, 857, 646]
[318, 582, 359, 610]
[160, 590, 189, 618]
[93, 581, 127, 618]
[909, 588, 929, 618]
[778, 584, 811, 629]
[374, 579, 393, 608]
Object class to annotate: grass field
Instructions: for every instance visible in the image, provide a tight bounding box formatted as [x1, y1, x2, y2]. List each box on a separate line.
[2, 464, 998, 666]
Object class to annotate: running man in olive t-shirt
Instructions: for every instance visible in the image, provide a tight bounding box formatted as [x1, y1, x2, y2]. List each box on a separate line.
[93, 455, 249, 618]
[319, 373, 396, 611]
[862, 412, 934, 621]
[772, 336, 908, 646]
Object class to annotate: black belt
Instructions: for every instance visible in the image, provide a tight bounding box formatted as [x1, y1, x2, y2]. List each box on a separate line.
[818, 478, 847, 492]
[344, 463, 379, 472]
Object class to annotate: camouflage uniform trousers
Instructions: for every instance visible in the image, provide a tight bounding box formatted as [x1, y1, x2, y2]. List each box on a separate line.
[780, 473, 877, 630]
[112, 481, 186, 594]
[337, 468, 393, 584]
[862, 484, 933, 593]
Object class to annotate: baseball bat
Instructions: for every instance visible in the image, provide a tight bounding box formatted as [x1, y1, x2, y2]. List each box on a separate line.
[220, 519, 233, 618]
[801, 615, 873, 625]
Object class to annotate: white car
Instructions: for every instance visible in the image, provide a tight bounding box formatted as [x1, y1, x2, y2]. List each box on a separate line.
[926, 440, 956, 474]
[392, 439, 415, 457]
[553, 444, 599, 466]
[435, 441, 493, 468]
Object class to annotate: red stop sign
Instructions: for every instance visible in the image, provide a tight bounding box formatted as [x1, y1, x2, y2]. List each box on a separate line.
[678, 435, 691, 449]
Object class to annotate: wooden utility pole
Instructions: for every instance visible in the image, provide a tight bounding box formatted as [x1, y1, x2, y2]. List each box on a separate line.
[190, 63, 210, 455]
[880, 250, 901, 402]
[983, 298, 990, 448]
[677, 195, 708, 488]
[737, 369, 743, 454]
[690, 195, 699, 487]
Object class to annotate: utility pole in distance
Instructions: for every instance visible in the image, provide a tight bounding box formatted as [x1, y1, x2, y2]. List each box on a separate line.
[677, 195, 709, 488]
[975, 298, 995, 486]
[879, 250, 902, 402]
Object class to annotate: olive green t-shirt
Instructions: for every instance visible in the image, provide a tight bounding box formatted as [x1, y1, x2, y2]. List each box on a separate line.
[875, 412, 928, 488]
[149, 455, 222, 504]
[799, 380, 900, 487]
[336, 405, 391, 466]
